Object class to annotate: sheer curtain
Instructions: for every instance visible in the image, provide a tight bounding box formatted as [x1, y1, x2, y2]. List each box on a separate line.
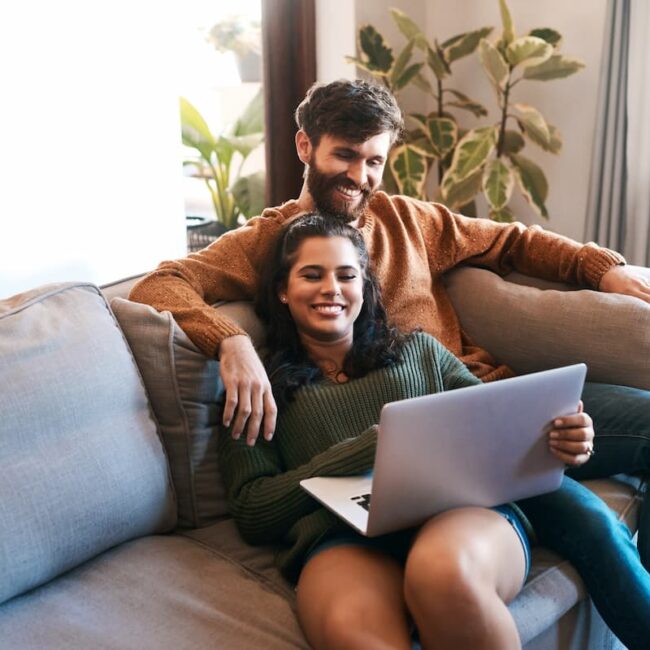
[585, 0, 650, 266]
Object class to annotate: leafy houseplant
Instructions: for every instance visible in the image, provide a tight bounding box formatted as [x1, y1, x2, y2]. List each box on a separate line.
[349, 0, 584, 221]
[180, 88, 265, 231]
[205, 15, 262, 83]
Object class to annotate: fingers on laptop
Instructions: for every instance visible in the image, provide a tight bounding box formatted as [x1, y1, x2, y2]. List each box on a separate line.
[548, 409, 595, 466]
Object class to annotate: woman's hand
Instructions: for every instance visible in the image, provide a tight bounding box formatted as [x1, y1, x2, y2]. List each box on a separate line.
[548, 401, 595, 466]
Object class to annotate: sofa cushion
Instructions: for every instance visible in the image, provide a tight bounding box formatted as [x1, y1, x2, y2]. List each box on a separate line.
[111, 298, 264, 528]
[0, 534, 308, 650]
[445, 266, 650, 390]
[0, 283, 176, 605]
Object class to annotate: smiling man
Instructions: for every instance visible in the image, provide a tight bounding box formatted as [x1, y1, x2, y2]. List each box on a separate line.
[129, 80, 650, 580]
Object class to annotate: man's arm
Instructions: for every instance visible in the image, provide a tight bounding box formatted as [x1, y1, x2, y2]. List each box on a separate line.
[410, 199, 626, 289]
[129, 213, 287, 444]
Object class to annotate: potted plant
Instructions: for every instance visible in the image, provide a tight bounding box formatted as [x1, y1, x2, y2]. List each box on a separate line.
[180, 88, 265, 247]
[205, 15, 262, 83]
[349, 0, 584, 221]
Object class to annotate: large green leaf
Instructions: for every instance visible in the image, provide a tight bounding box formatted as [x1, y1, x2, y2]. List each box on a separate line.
[446, 126, 498, 181]
[441, 167, 484, 210]
[513, 103, 551, 149]
[482, 158, 514, 210]
[510, 153, 549, 219]
[529, 28, 562, 48]
[389, 144, 428, 197]
[390, 8, 428, 49]
[345, 57, 386, 80]
[425, 117, 458, 158]
[444, 89, 488, 117]
[479, 39, 509, 90]
[231, 170, 265, 220]
[499, 0, 515, 45]
[442, 27, 494, 63]
[523, 54, 585, 81]
[232, 88, 264, 136]
[358, 25, 394, 73]
[506, 36, 553, 68]
[180, 97, 216, 161]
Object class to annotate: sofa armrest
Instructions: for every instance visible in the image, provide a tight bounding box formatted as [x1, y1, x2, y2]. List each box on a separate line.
[444, 266, 650, 390]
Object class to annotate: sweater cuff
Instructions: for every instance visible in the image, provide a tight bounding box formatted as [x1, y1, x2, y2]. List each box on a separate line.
[580, 245, 626, 288]
[197, 321, 250, 359]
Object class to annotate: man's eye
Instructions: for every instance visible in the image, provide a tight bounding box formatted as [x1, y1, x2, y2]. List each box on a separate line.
[368, 159, 383, 167]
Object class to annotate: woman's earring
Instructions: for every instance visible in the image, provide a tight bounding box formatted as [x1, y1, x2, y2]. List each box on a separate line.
[280, 295, 287, 303]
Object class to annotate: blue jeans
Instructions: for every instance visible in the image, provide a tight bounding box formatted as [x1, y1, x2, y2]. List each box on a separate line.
[517, 381, 650, 650]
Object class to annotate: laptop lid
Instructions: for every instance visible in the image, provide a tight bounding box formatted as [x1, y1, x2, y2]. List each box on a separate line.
[301, 364, 586, 537]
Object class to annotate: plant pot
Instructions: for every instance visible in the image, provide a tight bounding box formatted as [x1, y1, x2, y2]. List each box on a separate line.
[186, 216, 228, 252]
[235, 51, 262, 83]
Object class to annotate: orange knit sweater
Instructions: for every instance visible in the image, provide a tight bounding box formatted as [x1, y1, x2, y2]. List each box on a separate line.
[129, 193, 624, 381]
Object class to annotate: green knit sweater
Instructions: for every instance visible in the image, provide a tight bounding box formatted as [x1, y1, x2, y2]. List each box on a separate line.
[218, 332, 486, 583]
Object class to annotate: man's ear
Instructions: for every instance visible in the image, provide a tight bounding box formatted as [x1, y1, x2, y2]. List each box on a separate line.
[295, 130, 313, 165]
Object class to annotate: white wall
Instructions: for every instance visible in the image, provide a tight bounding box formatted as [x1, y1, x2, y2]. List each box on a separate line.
[322, 0, 608, 241]
[0, 1, 186, 299]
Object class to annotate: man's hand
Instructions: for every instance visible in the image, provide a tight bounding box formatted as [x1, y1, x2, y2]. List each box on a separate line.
[548, 401, 595, 467]
[219, 335, 277, 446]
[599, 265, 650, 304]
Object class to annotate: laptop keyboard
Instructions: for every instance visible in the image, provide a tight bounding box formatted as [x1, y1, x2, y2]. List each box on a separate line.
[351, 493, 372, 511]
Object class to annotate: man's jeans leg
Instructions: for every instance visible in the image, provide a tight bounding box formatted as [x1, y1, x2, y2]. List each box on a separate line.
[518, 476, 650, 650]
[569, 382, 650, 566]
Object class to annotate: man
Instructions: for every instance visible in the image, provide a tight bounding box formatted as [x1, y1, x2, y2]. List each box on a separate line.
[130, 79, 650, 567]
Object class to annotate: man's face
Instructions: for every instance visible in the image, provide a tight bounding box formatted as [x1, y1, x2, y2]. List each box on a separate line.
[304, 132, 391, 222]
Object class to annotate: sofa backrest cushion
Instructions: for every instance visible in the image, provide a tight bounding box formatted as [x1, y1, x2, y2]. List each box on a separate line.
[0, 283, 176, 605]
[445, 266, 650, 390]
[111, 298, 264, 528]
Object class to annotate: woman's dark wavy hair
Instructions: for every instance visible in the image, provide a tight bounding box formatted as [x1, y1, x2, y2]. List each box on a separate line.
[255, 212, 408, 406]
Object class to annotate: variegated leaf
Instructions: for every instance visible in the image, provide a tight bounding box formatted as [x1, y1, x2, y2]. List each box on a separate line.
[513, 104, 551, 149]
[427, 44, 450, 80]
[499, 0, 515, 45]
[506, 36, 553, 68]
[528, 28, 562, 48]
[358, 25, 394, 73]
[389, 144, 428, 197]
[441, 167, 484, 210]
[510, 153, 549, 219]
[390, 40, 415, 83]
[446, 126, 498, 182]
[442, 27, 494, 63]
[390, 8, 428, 49]
[479, 39, 509, 90]
[523, 54, 585, 81]
[482, 158, 514, 210]
[393, 62, 424, 91]
[426, 117, 458, 158]
[445, 89, 488, 117]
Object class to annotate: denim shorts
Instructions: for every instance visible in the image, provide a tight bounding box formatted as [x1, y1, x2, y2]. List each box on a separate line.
[305, 504, 531, 580]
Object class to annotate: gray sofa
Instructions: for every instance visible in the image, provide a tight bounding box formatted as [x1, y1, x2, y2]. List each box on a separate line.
[1, 266, 648, 649]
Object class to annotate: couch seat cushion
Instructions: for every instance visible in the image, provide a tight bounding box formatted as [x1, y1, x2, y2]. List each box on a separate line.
[0, 535, 308, 650]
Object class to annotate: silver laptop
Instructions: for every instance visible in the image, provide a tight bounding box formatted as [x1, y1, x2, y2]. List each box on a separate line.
[300, 363, 586, 537]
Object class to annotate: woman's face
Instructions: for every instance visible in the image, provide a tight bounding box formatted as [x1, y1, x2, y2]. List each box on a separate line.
[281, 236, 364, 344]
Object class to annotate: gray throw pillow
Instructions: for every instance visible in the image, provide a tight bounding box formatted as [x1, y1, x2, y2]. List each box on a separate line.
[445, 266, 650, 390]
[0, 283, 176, 605]
[111, 298, 264, 528]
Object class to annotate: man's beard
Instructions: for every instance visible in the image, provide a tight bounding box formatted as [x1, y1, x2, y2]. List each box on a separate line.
[305, 159, 375, 223]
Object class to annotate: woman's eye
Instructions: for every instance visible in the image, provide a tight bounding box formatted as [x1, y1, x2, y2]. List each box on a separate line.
[303, 274, 320, 281]
[339, 274, 357, 281]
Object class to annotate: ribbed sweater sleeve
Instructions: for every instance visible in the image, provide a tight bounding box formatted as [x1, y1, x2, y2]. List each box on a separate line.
[218, 424, 378, 545]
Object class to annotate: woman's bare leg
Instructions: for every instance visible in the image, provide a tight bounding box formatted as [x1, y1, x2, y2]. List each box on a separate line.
[296, 545, 412, 650]
[404, 507, 526, 650]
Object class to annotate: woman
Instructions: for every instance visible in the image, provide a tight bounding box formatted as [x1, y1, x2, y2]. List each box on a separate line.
[218, 213, 649, 649]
